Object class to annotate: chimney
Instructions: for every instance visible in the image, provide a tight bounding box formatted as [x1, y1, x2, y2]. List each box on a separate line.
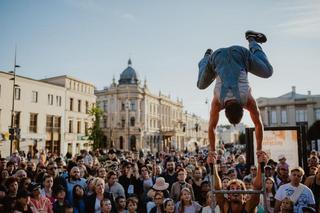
[308, 91, 311, 96]
[291, 86, 296, 97]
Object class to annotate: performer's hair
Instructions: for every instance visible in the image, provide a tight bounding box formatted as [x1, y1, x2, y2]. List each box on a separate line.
[225, 102, 243, 124]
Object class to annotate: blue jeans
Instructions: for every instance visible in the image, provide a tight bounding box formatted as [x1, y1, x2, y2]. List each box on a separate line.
[197, 40, 273, 90]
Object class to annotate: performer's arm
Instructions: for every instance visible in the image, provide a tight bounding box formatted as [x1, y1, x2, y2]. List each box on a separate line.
[208, 97, 221, 152]
[207, 152, 226, 208]
[245, 92, 263, 151]
[245, 152, 268, 211]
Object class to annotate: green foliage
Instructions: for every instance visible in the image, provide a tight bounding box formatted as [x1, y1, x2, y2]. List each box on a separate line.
[88, 107, 105, 149]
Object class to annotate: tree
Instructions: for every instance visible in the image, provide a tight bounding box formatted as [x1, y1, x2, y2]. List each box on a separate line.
[88, 107, 105, 149]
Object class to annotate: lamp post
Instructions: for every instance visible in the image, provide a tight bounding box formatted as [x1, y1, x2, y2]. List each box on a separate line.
[9, 49, 20, 155]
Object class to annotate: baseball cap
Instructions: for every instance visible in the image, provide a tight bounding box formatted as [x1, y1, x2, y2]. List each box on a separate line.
[278, 154, 286, 161]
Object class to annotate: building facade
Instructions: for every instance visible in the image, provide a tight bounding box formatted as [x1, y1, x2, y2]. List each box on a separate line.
[0, 71, 96, 157]
[95, 60, 208, 153]
[257, 86, 320, 127]
[41, 76, 96, 155]
[0, 71, 65, 157]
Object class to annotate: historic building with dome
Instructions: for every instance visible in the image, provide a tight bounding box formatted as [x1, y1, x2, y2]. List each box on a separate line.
[95, 59, 208, 153]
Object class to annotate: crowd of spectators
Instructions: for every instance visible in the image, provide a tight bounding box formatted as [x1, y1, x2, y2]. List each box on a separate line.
[0, 146, 319, 213]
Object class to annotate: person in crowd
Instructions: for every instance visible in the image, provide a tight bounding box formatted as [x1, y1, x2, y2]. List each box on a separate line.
[170, 168, 195, 202]
[7, 161, 16, 176]
[47, 161, 67, 196]
[53, 185, 69, 213]
[1, 176, 19, 212]
[29, 182, 53, 213]
[97, 167, 107, 182]
[115, 196, 126, 213]
[304, 167, 320, 211]
[163, 198, 175, 213]
[190, 166, 203, 202]
[118, 161, 139, 198]
[274, 167, 315, 213]
[40, 174, 54, 203]
[307, 166, 318, 176]
[138, 165, 155, 210]
[86, 177, 115, 213]
[209, 151, 267, 212]
[126, 197, 139, 213]
[226, 167, 237, 180]
[201, 191, 220, 213]
[279, 197, 294, 213]
[160, 160, 177, 191]
[198, 180, 211, 206]
[147, 177, 170, 200]
[274, 163, 290, 189]
[150, 191, 164, 213]
[72, 184, 86, 213]
[105, 171, 125, 200]
[19, 177, 32, 192]
[85, 176, 95, 197]
[175, 187, 202, 213]
[235, 155, 249, 180]
[66, 166, 86, 205]
[100, 198, 113, 213]
[13, 189, 34, 213]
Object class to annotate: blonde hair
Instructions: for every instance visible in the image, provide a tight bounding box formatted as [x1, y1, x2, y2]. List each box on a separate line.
[93, 177, 105, 191]
[290, 166, 305, 176]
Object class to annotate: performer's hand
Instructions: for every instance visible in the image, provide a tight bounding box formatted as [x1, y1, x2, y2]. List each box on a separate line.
[257, 151, 268, 164]
[205, 48, 213, 56]
[207, 151, 217, 165]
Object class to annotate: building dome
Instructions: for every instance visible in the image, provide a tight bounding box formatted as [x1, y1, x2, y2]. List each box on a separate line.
[119, 59, 140, 85]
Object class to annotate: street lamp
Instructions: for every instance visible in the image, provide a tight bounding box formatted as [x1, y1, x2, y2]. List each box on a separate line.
[9, 50, 20, 155]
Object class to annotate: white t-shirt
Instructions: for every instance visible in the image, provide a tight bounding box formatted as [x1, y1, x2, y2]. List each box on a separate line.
[275, 183, 315, 213]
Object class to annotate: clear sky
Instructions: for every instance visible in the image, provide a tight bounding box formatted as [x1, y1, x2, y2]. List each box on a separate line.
[1, 0, 320, 125]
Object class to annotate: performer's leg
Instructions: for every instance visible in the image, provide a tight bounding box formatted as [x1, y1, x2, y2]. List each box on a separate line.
[197, 50, 217, 90]
[248, 39, 273, 79]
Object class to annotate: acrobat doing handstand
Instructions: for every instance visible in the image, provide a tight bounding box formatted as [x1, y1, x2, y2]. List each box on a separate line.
[197, 30, 273, 154]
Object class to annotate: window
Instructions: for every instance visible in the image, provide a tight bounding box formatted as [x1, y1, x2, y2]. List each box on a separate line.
[315, 109, 320, 120]
[78, 100, 81, 112]
[103, 100, 108, 112]
[70, 98, 74, 111]
[14, 112, 21, 128]
[85, 101, 89, 114]
[85, 122, 88, 136]
[46, 115, 53, 128]
[54, 117, 61, 129]
[130, 100, 136, 111]
[121, 102, 125, 111]
[121, 118, 125, 128]
[130, 117, 135, 126]
[29, 113, 38, 133]
[103, 117, 107, 128]
[281, 110, 287, 123]
[77, 121, 81, 134]
[69, 120, 73, 133]
[14, 88, 21, 100]
[48, 94, 53, 105]
[56, 96, 62, 106]
[296, 109, 307, 122]
[31, 91, 38, 103]
[270, 111, 277, 124]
